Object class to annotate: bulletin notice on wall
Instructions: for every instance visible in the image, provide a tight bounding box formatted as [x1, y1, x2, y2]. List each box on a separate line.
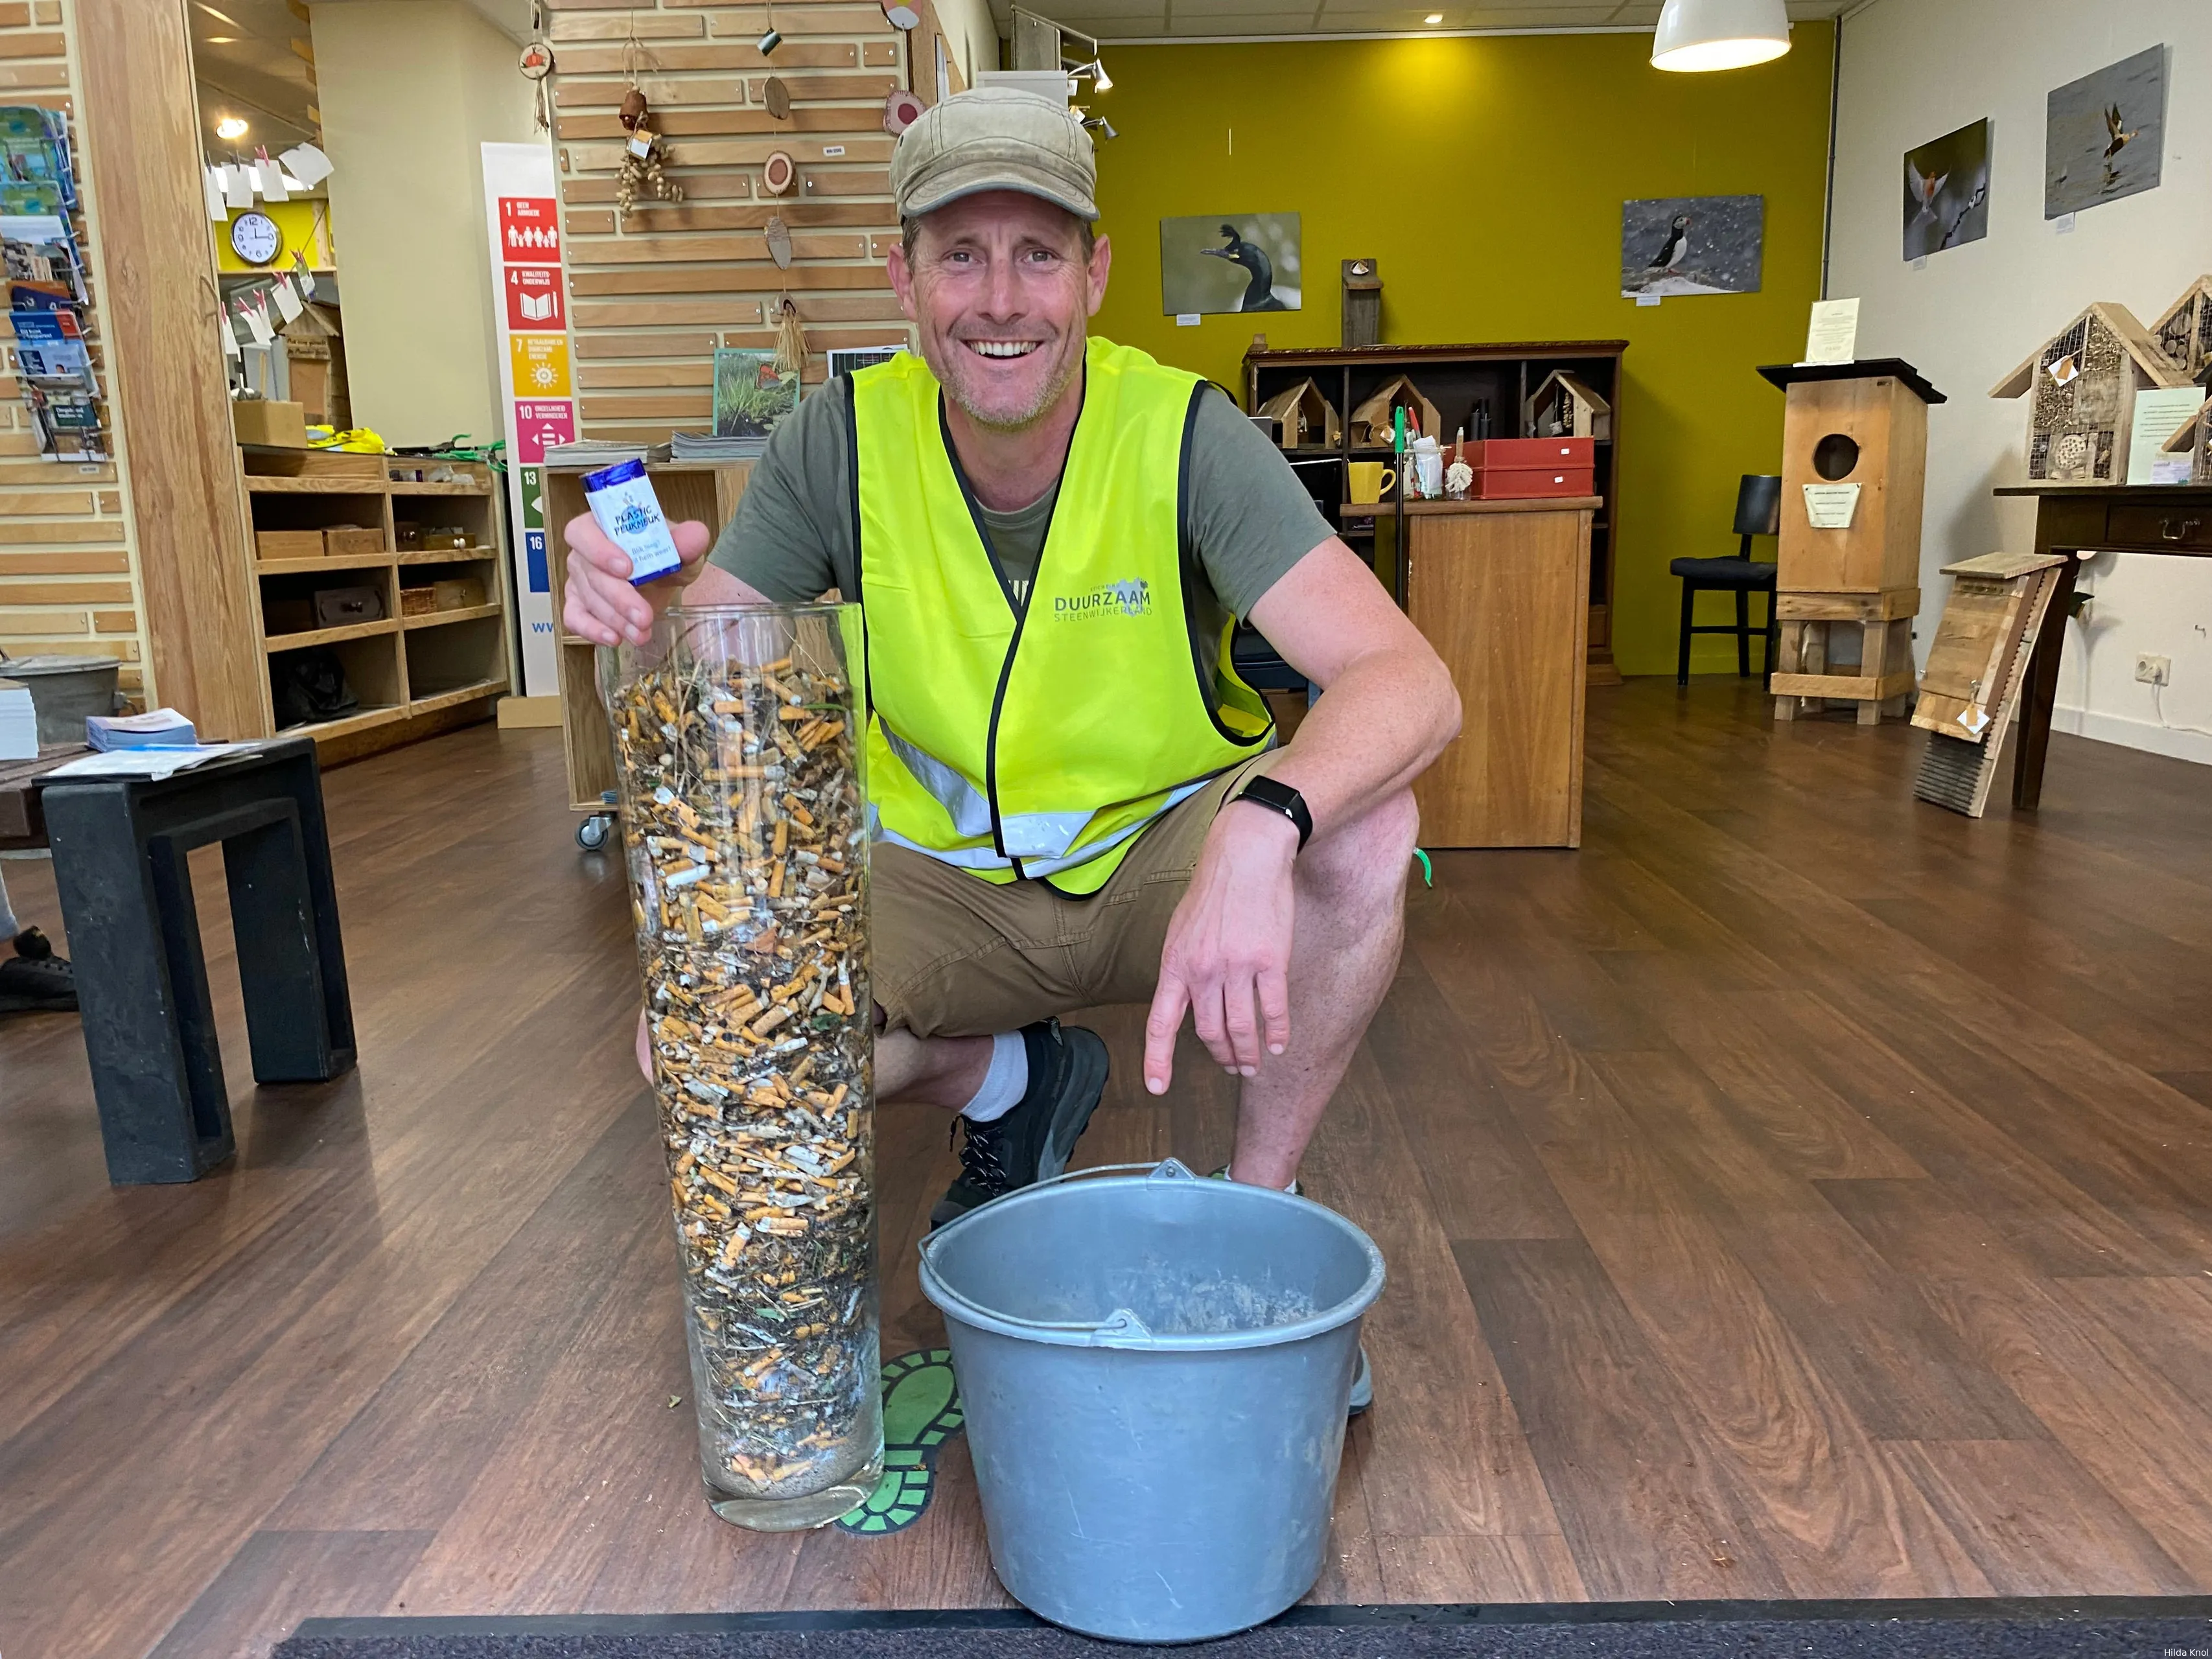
[482, 141, 569, 697]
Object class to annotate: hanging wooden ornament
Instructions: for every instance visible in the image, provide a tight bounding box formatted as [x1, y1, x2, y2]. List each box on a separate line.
[773, 297, 807, 379]
[765, 214, 793, 269]
[883, 88, 924, 136]
[763, 76, 791, 119]
[761, 150, 795, 196]
[518, 41, 555, 132]
[614, 87, 684, 217]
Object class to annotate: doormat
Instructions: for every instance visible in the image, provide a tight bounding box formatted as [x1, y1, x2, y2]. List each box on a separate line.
[277, 1597, 2212, 1658]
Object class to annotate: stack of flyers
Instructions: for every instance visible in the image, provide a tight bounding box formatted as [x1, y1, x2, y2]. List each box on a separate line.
[1, 211, 86, 310]
[28, 385, 104, 459]
[14, 307, 92, 391]
[0, 107, 75, 211]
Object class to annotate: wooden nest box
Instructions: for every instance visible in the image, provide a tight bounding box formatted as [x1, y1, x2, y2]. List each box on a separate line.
[1340, 259, 1380, 349]
[2149, 275, 2212, 380]
[1524, 370, 1611, 441]
[1990, 302, 2190, 485]
[1757, 358, 1945, 725]
[1255, 378, 1341, 451]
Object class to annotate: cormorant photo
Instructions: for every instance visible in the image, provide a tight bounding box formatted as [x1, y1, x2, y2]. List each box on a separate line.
[1200, 223, 1288, 312]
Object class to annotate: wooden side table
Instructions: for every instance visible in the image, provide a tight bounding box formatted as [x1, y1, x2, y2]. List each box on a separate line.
[1994, 483, 2212, 809]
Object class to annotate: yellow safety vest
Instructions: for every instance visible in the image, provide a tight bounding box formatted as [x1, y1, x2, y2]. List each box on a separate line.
[851, 337, 1273, 894]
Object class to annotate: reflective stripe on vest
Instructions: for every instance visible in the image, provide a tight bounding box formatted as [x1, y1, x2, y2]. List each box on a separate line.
[850, 337, 1273, 895]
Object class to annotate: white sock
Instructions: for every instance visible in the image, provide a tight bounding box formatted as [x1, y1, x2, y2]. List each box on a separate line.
[960, 1030, 1029, 1122]
[1225, 1165, 1300, 1192]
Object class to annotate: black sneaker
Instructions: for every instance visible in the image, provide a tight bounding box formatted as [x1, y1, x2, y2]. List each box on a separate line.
[0, 927, 77, 1014]
[929, 1018, 1108, 1229]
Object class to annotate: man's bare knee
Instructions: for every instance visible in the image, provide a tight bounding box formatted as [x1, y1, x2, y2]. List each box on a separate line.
[1299, 787, 1419, 907]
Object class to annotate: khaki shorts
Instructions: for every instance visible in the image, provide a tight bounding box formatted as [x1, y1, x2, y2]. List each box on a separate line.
[874, 753, 1274, 1038]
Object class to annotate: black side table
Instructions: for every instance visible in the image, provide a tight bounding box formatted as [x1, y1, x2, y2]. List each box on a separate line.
[40, 737, 356, 1183]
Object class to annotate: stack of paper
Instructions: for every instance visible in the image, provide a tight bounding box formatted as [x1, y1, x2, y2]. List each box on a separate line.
[0, 677, 36, 760]
[669, 431, 767, 461]
[47, 742, 256, 782]
[88, 708, 197, 750]
[539, 439, 669, 467]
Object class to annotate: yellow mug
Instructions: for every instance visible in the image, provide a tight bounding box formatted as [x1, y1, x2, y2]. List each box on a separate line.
[1347, 461, 1397, 504]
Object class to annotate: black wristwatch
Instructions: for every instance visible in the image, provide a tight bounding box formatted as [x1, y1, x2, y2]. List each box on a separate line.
[1231, 774, 1312, 850]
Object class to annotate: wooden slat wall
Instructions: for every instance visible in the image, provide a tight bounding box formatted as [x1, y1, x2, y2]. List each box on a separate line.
[0, 0, 148, 702]
[550, 0, 974, 444]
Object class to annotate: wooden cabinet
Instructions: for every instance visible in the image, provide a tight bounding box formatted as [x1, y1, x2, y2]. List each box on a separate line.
[1365, 498, 1594, 848]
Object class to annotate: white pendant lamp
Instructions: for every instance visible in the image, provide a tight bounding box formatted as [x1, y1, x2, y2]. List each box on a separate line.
[1651, 0, 1791, 72]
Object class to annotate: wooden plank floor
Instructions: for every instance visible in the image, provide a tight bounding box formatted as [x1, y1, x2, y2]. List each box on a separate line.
[5, 679, 2212, 1658]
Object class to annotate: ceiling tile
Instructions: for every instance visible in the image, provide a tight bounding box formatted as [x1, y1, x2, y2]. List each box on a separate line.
[1049, 0, 1178, 17]
[1165, 10, 1318, 29]
[1173, 0, 1321, 15]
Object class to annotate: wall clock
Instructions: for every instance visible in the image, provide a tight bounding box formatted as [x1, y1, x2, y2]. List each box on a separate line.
[230, 209, 283, 266]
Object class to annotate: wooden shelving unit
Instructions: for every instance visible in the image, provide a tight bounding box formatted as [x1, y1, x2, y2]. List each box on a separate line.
[242, 454, 516, 758]
[1244, 340, 1627, 684]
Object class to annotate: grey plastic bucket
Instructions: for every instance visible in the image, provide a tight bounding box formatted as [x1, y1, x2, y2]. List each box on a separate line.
[0, 654, 121, 745]
[918, 1158, 1385, 1644]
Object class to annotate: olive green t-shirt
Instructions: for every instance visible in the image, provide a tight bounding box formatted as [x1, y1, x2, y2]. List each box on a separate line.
[707, 365, 1334, 672]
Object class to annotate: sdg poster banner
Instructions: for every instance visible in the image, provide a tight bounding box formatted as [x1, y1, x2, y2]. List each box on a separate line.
[482, 140, 569, 696]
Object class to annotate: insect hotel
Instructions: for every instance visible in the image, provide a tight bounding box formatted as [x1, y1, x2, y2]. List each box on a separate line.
[2149, 275, 2212, 381]
[1523, 370, 1612, 441]
[1989, 302, 2191, 484]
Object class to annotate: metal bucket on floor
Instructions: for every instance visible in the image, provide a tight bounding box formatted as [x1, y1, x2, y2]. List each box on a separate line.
[918, 1159, 1385, 1644]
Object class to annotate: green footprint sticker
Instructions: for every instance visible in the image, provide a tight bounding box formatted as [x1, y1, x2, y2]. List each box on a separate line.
[835, 1347, 964, 1535]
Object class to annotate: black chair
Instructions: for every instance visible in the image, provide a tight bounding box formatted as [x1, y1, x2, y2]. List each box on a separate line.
[1671, 474, 1783, 686]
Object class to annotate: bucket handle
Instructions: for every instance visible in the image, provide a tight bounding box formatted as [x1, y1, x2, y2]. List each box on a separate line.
[917, 1159, 1198, 1346]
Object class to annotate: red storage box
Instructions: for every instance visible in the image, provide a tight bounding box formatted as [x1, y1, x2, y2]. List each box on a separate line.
[1469, 465, 1596, 500]
[1469, 436, 1596, 469]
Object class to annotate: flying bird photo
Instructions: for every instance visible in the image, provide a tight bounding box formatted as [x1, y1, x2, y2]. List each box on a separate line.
[2046, 45, 2165, 216]
[1902, 117, 1990, 261]
[1158, 211, 1301, 317]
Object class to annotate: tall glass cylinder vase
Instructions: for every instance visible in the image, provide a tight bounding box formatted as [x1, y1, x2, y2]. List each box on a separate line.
[603, 602, 881, 1531]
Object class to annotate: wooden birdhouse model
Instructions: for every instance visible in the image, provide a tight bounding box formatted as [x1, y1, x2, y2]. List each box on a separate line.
[1255, 378, 1340, 451]
[2149, 275, 2212, 381]
[1524, 370, 1612, 441]
[1348, 375, 1441, 448]
[1990, 302, 2190, 485]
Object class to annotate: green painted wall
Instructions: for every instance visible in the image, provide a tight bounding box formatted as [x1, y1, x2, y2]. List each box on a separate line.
[1085, 26, 1835, 677]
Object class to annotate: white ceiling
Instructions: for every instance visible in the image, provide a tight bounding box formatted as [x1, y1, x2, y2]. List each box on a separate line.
[1019, 0, 1848, 44]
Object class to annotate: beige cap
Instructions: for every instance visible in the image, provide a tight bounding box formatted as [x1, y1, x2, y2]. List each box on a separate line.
[891, 86, 1097, 222]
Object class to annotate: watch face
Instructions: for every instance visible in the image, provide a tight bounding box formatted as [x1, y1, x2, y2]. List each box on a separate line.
[231, 210, 282, 266]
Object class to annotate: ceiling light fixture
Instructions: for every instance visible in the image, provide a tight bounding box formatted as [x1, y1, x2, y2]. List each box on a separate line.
[215, 115, 250, 139]
[1423, 12, 1443, 23]
[1651, 0, 1790, 72]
